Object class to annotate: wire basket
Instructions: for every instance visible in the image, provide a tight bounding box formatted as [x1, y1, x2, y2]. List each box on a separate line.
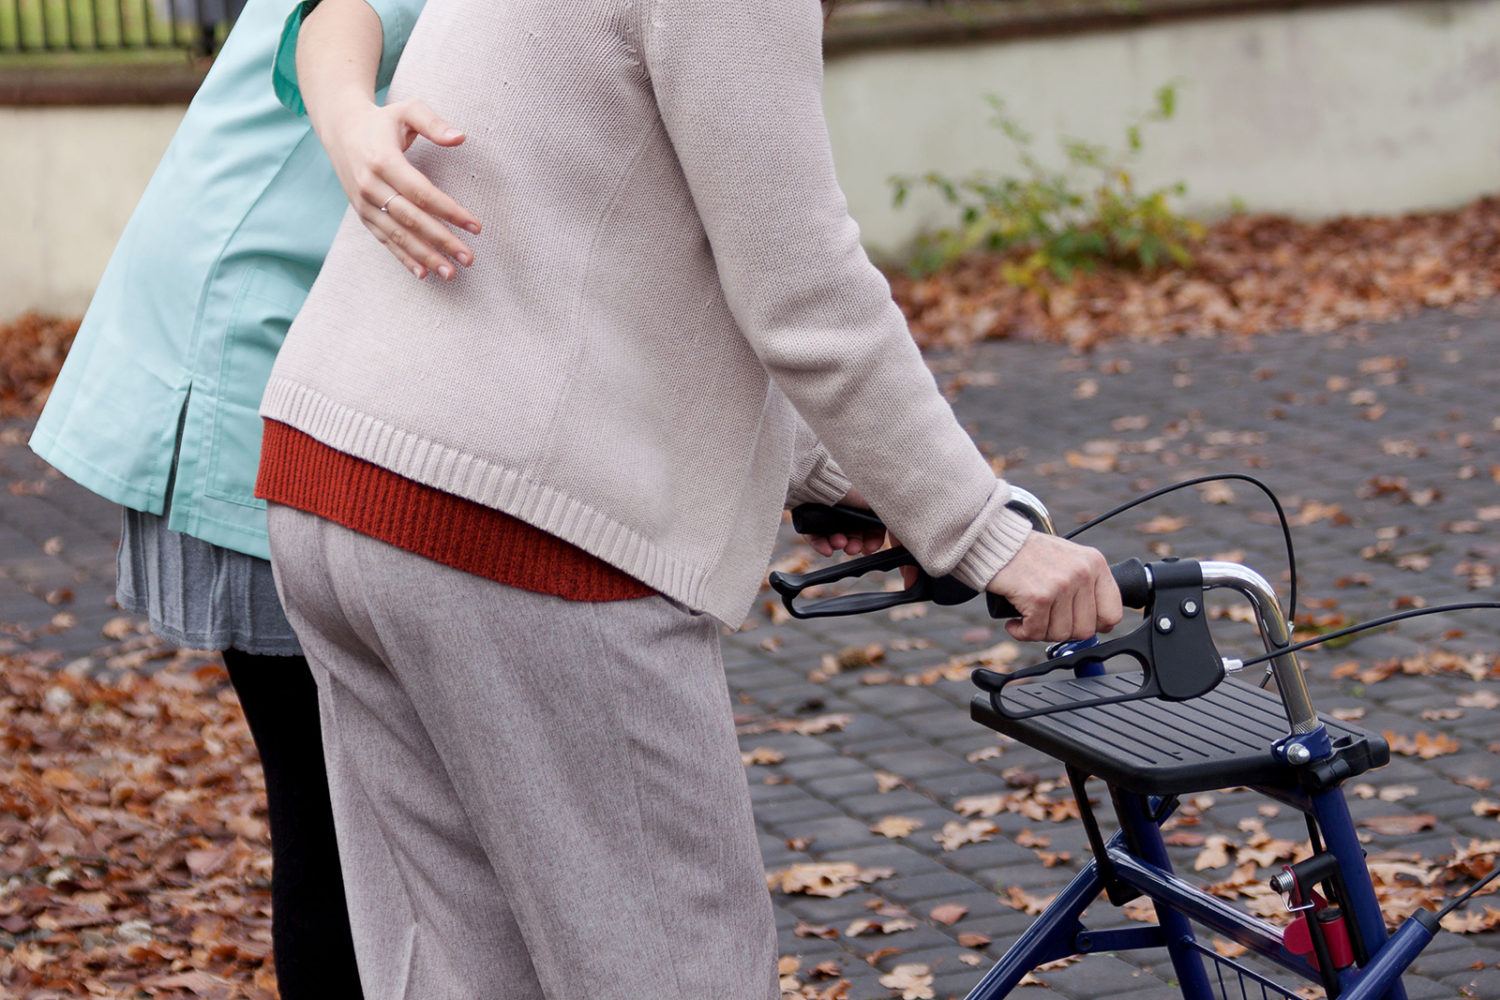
[1188, 941, 1310, 1000]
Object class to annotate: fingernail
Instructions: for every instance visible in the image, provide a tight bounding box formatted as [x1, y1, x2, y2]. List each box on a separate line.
[443, 128, 464, 141]
[412, 265, 425, 278]
[465, 223, 481, 235]
[439, 264, 454, 280]
[457, 252, 472, 266]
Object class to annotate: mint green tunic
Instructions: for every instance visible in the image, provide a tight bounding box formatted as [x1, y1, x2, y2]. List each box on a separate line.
[30, 0, 420, 561]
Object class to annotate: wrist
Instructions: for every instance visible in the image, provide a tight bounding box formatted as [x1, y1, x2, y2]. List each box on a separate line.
[295, 0, 383, 141]
[953, 507, 1033, 593]
[305, 83, 378, 145]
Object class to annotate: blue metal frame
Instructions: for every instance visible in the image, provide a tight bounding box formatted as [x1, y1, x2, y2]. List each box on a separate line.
[962, 705, 1414, 1000]
[1309, 785, 1408, 1000]
[1114, 791, 1216, 997]
[959, 789, 1422, 1000]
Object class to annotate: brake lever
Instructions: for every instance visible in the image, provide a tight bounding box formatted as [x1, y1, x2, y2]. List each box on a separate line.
[767, 546, 980, 619]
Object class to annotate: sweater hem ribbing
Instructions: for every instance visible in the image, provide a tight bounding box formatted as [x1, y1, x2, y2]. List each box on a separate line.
[260, 378, 723, 618]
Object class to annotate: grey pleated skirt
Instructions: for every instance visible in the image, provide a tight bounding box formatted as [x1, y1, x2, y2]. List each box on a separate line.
[116, 508, 303, 656]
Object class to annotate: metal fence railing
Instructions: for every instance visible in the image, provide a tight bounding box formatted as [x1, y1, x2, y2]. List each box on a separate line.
[0, 0, 241, 55]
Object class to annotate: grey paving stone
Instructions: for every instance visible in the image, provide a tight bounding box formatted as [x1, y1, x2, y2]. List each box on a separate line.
[754, 791, 846, 825]
[1025, 953, 1177, 996]
[972, 862, 1083, 893]
[776, 753, 868, 782]
[919, 837, 1042, 873]
[899, 706, 989, 742]
[951, 904, 1039, 941]
[1443, 967, 1500, 999]
[833, 841, 951, 878]
[725, 662, 807, 693]
[739, 730, 844, 760]
[772, 814, 889, 854]
[758, 832, 805, 869]
[1400, 972, 1481, 999]
[748, 778, 805, 806]
[917, 768, 1022, 802]
[863, 747, 975, 783]
[810, 716, 912, 746]
[779, 892, 885, 926]
[839, 789, 949, 821]
[878, 869, 993, 906]
[910, 889, 1017, 925]
[747, 681, 846, 713]
[846, 683, 958, 715]
[837, 734, 934, 760]
[1411, 942, 1500, 978]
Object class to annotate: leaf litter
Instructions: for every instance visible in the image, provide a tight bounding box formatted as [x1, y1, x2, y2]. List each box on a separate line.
[1, 652, 278, 999]
[888, 197, 1500, 352]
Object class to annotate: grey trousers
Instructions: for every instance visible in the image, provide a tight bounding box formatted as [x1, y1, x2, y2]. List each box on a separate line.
[267, 505, 778, 1000]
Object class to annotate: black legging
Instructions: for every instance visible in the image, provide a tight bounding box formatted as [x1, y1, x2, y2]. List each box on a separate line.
[222, 649, 364, 1000]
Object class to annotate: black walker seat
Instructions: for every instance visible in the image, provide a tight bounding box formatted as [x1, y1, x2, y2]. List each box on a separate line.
[971, 673, 1389, 797]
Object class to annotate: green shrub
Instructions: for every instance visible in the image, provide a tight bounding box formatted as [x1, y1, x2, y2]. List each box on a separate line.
[890, 83, 1203, 283]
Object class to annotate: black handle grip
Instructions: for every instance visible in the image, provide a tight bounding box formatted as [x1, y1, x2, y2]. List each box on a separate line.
[1112, 557, 1151, 608]
[768, 546, 980, 619]
[790, 503, 886, 537]
[770, 547, 924, 619]
[984, 557, 1151, 620]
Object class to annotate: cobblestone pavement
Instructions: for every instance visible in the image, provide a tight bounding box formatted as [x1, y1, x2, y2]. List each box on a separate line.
[3, 303, 1499, 999]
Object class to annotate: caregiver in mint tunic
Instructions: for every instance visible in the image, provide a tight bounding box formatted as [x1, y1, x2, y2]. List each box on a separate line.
[29, 0, 423, 996]
[31, 0, 416, 554]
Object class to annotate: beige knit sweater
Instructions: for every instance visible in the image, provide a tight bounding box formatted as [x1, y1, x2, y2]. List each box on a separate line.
[261, 0, 1032, 625]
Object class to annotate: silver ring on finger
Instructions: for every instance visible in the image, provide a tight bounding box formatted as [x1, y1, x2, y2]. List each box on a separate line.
[380, 194, 398, 214]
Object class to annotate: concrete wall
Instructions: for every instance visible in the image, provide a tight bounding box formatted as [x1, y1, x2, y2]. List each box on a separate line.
[3, 105, 183, 316]
[4, 0, 1498, 315]
[823, 0, 1500, 256]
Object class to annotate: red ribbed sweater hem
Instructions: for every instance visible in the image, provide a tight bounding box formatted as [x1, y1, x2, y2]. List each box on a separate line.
[255, 421, 655, 602]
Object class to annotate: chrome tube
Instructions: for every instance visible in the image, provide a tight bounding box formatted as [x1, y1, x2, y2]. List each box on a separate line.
[1199, 561, 1318, 733]
[1006, 486, 1055, 535]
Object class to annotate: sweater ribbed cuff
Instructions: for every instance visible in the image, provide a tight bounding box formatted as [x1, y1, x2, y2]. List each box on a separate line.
[788, 450, 853, 508]
[949, 504, 1034, 593]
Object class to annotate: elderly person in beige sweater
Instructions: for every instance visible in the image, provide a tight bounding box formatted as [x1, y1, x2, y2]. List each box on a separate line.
[262, 0, 1122, 996]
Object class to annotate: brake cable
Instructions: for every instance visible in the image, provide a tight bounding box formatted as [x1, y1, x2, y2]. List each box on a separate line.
[1229, 602, 1500, 669]
[1063, 473, 1299, 625]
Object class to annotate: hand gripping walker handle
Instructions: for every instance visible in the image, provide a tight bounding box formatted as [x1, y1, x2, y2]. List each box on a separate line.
[974, 558, 1226, 720]
[772, 502, 1147, 622]
[984, 557, 1151, 621]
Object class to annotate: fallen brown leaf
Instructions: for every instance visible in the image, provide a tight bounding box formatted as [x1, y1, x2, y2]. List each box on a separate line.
[1384, 731, 1463, 759]
[929, 902, 968, 926]
[766, 862, 893, 898]
[878, 962, 935, 1000]
[869, 816, 923, 839]
[740, 747, 785, 766]
[1364, 814, 1439, 837]
[847, 916, 918, 937]
[934, 819, 998, 851]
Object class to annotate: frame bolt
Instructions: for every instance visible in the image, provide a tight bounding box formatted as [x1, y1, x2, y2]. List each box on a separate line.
[1285, 742, 1312, 765]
